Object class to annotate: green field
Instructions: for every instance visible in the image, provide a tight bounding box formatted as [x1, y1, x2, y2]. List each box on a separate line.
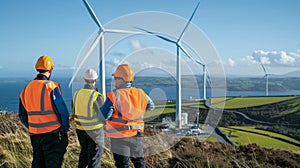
[144, 107, 175, 118]
[211, 96, 297, 109]
[220, 126, 300, 154]
[153, 96, 299, 110]
[145, 96, 300, 154]
[148, 96, 300, 116]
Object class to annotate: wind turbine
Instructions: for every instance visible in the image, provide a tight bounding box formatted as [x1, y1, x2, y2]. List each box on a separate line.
[260, 62, 270, 96]
[137, 1, 201, 128]
[195, 59, 207, 100]
[69, 0, 143, 97]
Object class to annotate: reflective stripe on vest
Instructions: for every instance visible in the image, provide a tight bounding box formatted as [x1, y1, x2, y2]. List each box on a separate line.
[106, 88, 147, 138]
[109, 89, 144, 124]
[106, 125, 144, 133]
[73, 89, 104, 130]
[20, 80, 61, 134]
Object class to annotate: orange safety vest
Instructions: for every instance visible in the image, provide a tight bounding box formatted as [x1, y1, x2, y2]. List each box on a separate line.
[20, 80, 61, 134]
[106, 87, 147, 138]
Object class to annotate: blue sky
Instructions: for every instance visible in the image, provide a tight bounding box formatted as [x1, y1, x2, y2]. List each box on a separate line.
[1, 0, 300, 78]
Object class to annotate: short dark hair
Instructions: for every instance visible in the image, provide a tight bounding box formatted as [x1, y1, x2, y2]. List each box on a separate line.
[37, 69, 49, 73]
[84, 79, 95, 83]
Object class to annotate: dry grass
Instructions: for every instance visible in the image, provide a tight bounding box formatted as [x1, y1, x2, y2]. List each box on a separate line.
[0, 113, 32, 167]
[1, 113, 300, 168]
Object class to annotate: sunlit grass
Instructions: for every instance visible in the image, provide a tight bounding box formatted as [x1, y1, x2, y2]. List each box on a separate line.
[230, 126, 300, 144]
[220, 126, 300, 154]
[211, 96, 297, 109]
[1, 113, 299, 167]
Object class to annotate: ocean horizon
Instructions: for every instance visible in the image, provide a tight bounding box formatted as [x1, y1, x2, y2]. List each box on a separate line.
[1, 77, 300, 112]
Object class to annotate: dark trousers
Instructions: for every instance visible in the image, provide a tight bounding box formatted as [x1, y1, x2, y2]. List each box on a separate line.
[76, 129, 104, 168]
[110, 133, 145, 168]
[30, 132, 68, 168]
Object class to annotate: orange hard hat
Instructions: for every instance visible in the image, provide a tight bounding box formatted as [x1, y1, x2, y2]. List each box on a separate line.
[112, 64, 134, 82]
[35, 55, 54, 71]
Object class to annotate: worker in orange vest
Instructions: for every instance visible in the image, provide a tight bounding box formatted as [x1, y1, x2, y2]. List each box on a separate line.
[100, 64, 155, 168]
[19, 55, 69, 168]
[72, 68, 105, 168]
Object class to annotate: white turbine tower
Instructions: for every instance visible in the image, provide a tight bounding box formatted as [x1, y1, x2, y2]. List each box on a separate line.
[69, 0, 143, 97]
[260, 62, 269, 96]
[137, 1, 201, 128]
[195, 59, 207, 100]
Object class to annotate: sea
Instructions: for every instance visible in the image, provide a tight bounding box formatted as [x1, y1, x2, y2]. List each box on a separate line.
[1, 77, 300, 112]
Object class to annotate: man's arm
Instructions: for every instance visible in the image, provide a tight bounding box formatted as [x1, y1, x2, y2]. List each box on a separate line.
[18, 99, 28, 128]
[99, 98, 114, 120]
[146, 94, 155, 111]
[51, 87, 70, 133]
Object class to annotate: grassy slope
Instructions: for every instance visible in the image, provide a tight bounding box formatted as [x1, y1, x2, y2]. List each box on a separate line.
[1, 113, 300, 167]
[220, 126, 300, 154]
[147, 96, 300, 126]
[222, 96, 300, 125]
[145, 96, 300, 155]
[211, 96, 297, 109]
[1, 96, 300, 167]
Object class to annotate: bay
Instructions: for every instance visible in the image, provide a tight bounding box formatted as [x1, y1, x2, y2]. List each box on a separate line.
[1, 77, 300, 112]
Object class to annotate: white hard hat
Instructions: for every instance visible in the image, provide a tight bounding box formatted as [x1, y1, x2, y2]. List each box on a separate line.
[84, 68, 98, 80]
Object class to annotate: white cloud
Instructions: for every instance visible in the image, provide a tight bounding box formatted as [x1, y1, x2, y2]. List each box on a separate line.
[274, 51, 295, 65]
[239, 50, 300, 67]
[290, 51, 300, 58]
[252, 50, 268, 57]
[112, 57, 121, 65]
[130, 40, 145, 52]
[228, 58, 235, 67]
[225, 49, 300, 76]
[241, 55, 258, 64]
[260, 56, 271, 64]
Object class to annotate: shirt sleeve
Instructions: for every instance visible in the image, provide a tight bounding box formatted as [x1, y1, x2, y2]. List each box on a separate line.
[51, 87, 70, 133]
[71, 92, 76, 119]
[18, 99, 29, 128]
[93, 94, 104, 114]
[99, 98, 114, 120]
[146, 94, 155, 111]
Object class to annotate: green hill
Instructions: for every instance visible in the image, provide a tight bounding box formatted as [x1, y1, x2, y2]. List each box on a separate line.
[1, 113, 300, 167]
[220, 126, 300, 154]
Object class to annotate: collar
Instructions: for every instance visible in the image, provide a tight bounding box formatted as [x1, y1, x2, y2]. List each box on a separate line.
[116, 82, 132, 89]
[84, 83, 98, 91]
[34, 74, 49, 80]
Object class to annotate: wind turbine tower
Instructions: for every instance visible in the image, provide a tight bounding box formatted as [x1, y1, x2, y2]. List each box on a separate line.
[260, 63, 269, 96]
[137, 1, 201, 128]
[195, 60, 207, 100]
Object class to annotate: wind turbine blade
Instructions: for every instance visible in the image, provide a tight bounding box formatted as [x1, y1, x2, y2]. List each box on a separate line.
[68, 32, 103, 87]
[106, 29, 146, 34]
[195, 59, 204, 66]
[206, 75, 212, 87]
[260, 63, 267, 75]
[178, 44, 199, 64]
[135, 27, 176, 44]
[82, 0, 103, 30]
[178, 1, 201, 41]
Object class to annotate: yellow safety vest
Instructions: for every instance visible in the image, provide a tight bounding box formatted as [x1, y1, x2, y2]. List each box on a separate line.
[73, 89, 104, 130]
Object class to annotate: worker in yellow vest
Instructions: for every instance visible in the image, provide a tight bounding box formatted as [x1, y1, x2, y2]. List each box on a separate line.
[19, 55, 69, 168]
[100, 64, 155, 168]
[72, 68, 105, 168]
